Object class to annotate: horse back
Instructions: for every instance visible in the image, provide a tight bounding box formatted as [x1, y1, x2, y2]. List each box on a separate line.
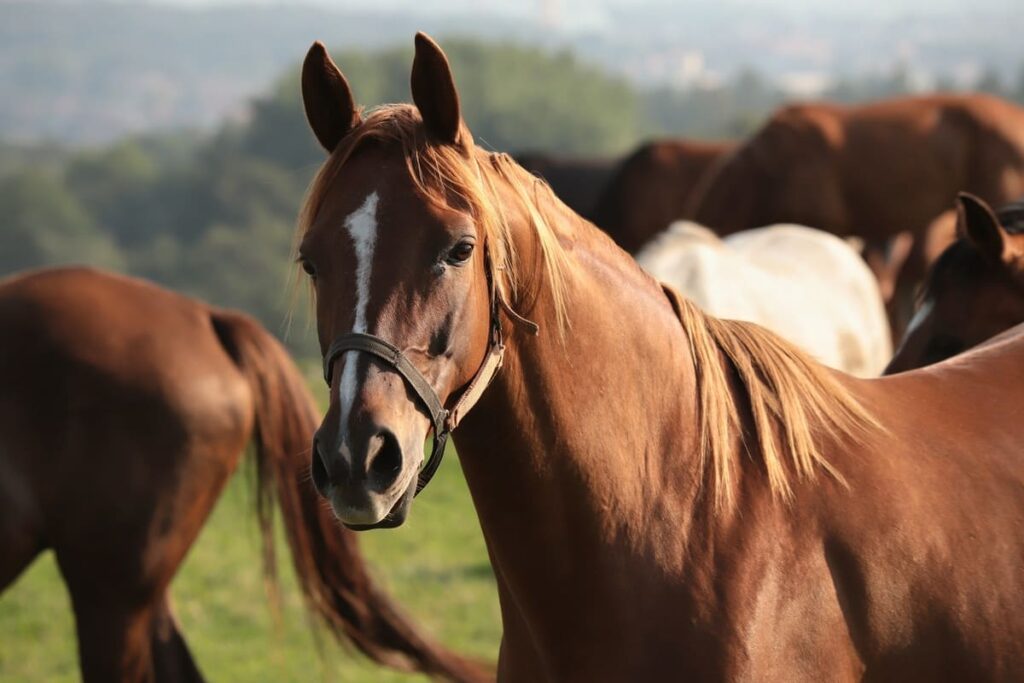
[817, 326, 1024, 677]
[2, 266, 250, 398]
[0, 267, 255, 517]
[849, 320, 1024, 489]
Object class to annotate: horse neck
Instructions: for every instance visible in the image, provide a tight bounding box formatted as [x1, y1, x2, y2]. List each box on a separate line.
[452, 180, 709, 641]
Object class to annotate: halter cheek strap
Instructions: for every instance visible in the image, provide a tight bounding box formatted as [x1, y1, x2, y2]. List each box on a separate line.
[321, 284, 513, 495]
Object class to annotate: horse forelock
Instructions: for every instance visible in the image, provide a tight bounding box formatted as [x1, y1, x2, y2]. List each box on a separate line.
[662, 285, 879, 513]
[296, 103, 571, 334]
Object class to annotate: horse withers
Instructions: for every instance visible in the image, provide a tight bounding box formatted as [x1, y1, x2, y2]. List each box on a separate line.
[0, 267, 488, 682]
[299, 34, 1024, 681]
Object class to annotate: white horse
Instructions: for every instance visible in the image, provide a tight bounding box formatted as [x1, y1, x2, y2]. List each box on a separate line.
[636, 221, 892, 376]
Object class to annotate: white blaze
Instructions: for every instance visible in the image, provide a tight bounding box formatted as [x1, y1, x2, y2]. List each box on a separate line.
[892, 297, 935, 358]
[904, 298, 935, 339]
[338, 191, 380, 433]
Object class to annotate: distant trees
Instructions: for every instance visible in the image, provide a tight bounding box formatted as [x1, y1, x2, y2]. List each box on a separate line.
[242, 40, 644, 163]
[642, 67, 786, 140]
[63, 141, 159, 246]
[973, 65, 1024, 104]
[3, 37, 1024, 357]
[0, 40, 650, 354]
[0, 169, 124, 274]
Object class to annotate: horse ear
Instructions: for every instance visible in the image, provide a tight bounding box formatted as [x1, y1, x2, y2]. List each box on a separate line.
[957, 192, 1017, 264]
[302, 41, 360, 153]
[410, 32, 463, 145]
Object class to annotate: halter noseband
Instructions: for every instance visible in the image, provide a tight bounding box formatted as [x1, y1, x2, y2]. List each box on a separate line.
[321, 260, 512, 495]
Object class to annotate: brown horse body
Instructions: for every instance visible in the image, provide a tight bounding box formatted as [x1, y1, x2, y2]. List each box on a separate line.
[447, 167, 1024, 682]
[0, 267, 487, 682]
[689, 94, 1024, 329]
[591, 138, 731, 253]
[513, 152, 616, 220]
[298, 36, 1024, 681]
[691, 94, 1024, 241]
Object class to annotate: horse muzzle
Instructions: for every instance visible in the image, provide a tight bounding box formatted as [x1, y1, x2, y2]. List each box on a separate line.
[311, 420, 423, 528]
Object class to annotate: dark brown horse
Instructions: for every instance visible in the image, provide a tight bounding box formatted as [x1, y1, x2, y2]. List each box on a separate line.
[298, 35, 1024, 681]
[513, 151, 616, 221]
[0, 267, 488, 682]
[590, 138, 732, 253]
[688, 95, 1024, 317]
[886, 194, 1024, 373]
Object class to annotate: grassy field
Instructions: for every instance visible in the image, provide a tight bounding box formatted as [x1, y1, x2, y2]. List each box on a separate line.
[0, 447, 501, 681]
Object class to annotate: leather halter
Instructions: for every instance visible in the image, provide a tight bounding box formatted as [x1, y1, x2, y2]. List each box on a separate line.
[321, 255, 521, 495]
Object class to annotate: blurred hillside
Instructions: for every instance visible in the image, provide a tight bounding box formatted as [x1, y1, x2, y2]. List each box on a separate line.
[3, 0, 1023, 144]
[2, 31, 1024, 358]
[0, 39, 658, 356]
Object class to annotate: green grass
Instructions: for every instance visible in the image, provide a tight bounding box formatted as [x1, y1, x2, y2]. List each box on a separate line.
[0, 450, 501, 681]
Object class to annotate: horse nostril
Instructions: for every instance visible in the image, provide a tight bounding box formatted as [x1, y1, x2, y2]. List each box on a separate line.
[310, 436, 330, 497]
[366, 429, 404, 491]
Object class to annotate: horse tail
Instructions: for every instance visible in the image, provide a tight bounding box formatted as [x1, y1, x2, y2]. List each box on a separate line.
[209, 309, 491, 682]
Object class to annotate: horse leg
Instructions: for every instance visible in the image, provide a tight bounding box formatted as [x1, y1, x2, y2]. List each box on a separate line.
[61, 567, 209, 682]
[0, 524, 42, 592]
[54, 435, 239, 683]
[63, 587, 157, 683]
[862, 234, 915, 343]
[150, 594, 205, 683]
[0, 455, 44, 592]
[862, 234, 913, 304]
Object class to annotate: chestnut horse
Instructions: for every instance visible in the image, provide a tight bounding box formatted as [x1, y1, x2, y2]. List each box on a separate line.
[513, 152, 616, 220]
[0, 267, 487, 682]
[687, 95, 1024, 316]
[591, 138, 732, 253]
[299, 34, 1024, 681]
[886, 194, 1024, 373]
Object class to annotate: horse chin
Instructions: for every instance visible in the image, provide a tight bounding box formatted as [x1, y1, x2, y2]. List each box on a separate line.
[342, 478, 416, 531]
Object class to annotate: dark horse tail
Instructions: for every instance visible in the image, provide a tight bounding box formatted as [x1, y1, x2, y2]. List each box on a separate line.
[209, 309, 491, 682]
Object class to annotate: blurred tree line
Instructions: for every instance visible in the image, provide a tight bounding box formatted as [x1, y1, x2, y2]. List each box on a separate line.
[0, 40, 647, 355]
[3, 39, 1023, 355]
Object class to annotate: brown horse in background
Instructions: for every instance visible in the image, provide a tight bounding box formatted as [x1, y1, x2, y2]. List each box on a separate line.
[886, 194, 1024, 373]
[876, 209, 960, 330]
[591, 138, 732, 253]
[299, 35, 1024, 681]
[688, 94, 1024, 326]
[513, 151, 616, 220]
[0, 268, 488, 682]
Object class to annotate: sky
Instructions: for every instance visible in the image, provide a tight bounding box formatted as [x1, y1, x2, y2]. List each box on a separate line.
[141, 0, 1024, 37]
[152, 0, 1021, 12]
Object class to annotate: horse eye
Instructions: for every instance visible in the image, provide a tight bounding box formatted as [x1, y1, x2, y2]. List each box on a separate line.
[447, 241, 474, 265]
[300, 259, 317, 278]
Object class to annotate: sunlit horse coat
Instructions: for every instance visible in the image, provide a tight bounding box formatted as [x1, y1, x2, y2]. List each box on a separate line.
[636, 221, 892, 376]
[299, 34, 1024, 681]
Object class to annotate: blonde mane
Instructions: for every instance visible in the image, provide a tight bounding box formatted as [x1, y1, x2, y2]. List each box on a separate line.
[296, 103, 570, 332]
[663, 284, 878, 512]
